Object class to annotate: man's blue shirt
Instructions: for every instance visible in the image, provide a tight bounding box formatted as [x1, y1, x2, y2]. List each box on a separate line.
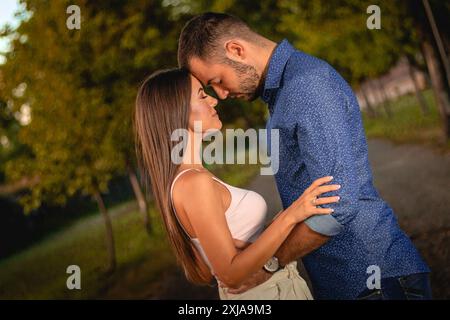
[262, 39, 430, 299]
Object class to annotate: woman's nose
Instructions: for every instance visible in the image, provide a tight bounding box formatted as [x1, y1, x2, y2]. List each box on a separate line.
[210, 96, 218, 108]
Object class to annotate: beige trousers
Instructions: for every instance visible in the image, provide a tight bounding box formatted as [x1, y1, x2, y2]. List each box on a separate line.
[218, 261, 313, 300]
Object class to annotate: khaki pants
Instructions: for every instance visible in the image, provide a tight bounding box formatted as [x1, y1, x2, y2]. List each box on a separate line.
[218, 261, 313, 300]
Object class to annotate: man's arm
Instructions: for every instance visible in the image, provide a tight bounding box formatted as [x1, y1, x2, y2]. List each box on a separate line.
[274, 221, 329, 266]
[264, 210, 330, 265]
[275, 68, 363, 263]
[226, 220, 328, 293]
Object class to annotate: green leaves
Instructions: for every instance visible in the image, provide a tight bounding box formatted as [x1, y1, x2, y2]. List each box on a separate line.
[1, 1, 179, 213]
[277, 0, 419, 84]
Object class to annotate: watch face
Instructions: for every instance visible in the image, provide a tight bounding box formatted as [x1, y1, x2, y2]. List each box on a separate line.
[265, 257, 279, 272]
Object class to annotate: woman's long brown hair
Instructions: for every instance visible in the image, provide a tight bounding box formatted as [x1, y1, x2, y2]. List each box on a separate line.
[134, 68, 211, 285]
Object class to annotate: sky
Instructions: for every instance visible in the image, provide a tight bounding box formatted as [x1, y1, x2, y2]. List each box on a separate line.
[0, 0, 20, 24]
[0, 0, 21, 63]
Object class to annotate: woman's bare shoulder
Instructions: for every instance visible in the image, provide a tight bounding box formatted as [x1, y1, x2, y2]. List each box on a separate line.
[172, 169, 216, 202]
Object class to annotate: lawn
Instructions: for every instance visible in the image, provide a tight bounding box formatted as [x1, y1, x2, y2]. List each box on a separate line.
[0, 163, 260, 299]
[0, 201, 171, 299]
[362, 89, 450, 152]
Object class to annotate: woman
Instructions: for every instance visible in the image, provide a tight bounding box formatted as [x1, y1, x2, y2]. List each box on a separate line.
[134, 68, 341, 300]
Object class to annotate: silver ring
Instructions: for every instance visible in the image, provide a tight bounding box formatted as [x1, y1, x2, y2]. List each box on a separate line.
[311, 196, 317, 205]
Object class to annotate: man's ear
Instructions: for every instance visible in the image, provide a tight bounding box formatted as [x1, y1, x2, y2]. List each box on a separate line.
[224, 40, 246, 62]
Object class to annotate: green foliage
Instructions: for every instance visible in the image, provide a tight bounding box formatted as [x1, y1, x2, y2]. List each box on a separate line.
[0, 0, 184, 212]
[0, 97, 24, 178]
[277, 0, 420, 85]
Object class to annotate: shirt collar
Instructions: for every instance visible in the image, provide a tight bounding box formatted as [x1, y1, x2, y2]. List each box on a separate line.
[261, 39, 295, 105]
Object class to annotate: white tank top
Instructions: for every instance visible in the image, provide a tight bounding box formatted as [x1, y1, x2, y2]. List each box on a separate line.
[169, 168, 268, 271]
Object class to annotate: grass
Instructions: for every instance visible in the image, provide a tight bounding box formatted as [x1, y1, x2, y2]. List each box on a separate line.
[0, 201, 172, 299]
[0, 163, 260, 299]
[362, 89, 450, 152]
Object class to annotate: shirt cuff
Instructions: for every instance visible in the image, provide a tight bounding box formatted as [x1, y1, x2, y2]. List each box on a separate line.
[304, 214, 344, 236]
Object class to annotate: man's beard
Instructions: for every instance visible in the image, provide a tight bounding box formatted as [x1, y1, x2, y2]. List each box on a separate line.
[223, 58, 262, 101]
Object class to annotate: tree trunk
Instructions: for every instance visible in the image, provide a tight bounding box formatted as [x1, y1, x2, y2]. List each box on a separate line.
[93, 189, 116, 273]
[422, 0, 450, 88]
[443, 36, 450, 61]
[422, 38, 450, 142]
[411, 0, 450, 142]
[376, 79, 392, 118]
[360, 83, 377, 118]
[127, 164, 152, 235]
[368, 80, 381, 107]
[408, 61, 430, 115]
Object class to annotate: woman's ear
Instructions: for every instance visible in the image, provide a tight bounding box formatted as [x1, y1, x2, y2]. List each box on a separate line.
[224, 40, 246, 61]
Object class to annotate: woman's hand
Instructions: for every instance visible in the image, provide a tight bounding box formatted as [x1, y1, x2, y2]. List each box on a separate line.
[286, 176, 340, 223]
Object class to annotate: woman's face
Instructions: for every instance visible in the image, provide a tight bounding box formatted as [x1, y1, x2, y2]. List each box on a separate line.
[188, 75, 222, 133]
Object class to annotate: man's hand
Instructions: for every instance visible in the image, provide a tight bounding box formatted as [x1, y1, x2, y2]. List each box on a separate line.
[220, 268, 272, 294]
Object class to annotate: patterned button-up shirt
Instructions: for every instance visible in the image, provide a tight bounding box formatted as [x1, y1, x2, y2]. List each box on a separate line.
[263, 39, 430, 299]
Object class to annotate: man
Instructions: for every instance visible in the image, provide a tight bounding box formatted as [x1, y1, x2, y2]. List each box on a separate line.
[177, 12, 431, 299]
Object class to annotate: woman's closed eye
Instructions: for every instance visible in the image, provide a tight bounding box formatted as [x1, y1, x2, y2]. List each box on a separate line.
[198, 87, 208, 99]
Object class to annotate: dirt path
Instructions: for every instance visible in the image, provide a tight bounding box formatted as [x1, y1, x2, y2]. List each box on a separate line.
[367, 139, 450, 299]
[149, 139, 450, 299]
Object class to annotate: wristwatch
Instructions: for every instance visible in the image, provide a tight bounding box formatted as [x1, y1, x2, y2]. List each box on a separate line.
[263, 256, 280, 273]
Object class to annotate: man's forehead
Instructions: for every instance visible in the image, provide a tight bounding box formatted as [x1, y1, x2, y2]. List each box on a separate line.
[189, 57, 217, 85]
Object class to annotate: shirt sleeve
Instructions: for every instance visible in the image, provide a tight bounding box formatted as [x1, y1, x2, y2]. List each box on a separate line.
[289, 69, 361, 236]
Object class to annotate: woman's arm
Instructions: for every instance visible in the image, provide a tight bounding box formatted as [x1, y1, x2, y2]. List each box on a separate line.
[178, 171, 339, 288]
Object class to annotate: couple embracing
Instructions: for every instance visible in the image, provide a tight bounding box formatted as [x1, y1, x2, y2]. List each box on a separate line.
[134, 12, 431, 300]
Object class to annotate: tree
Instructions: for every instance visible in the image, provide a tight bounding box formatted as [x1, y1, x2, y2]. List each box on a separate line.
[407, 56, 430, 115]
[408, 0, 450, 142]
[276, 1, 402, 115]
[0, 0, 186, 272]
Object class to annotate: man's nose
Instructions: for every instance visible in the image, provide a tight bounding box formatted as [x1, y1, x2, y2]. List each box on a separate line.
[212, 85, 229, 100]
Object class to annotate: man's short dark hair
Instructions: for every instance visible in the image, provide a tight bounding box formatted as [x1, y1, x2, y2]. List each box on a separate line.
[177, 12, 259, 68]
